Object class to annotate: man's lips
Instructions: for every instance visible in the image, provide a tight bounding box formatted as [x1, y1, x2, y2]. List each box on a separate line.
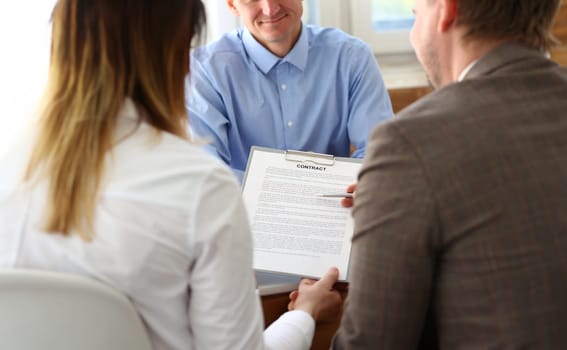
[259, 13, 287, 24]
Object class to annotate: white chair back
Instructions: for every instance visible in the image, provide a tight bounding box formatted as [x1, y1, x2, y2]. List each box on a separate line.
[0, 269, 153, 350]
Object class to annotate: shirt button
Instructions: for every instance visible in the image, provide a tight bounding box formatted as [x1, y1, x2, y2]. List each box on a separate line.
[281, 84, 287, 91]
[287, 120, 293, 127]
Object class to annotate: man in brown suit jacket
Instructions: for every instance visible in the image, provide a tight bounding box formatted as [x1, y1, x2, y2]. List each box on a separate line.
[332, 0, 567, 348]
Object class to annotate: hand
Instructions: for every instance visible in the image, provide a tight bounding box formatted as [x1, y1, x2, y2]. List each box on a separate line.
[341, 183, 356, 208]
[287, 267, 342, 322]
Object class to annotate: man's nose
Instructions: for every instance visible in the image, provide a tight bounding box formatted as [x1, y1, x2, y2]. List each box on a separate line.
[260, 0, 281, 16]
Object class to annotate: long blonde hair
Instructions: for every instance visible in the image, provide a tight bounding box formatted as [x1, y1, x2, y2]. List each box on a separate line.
[25, 0, 206, 240]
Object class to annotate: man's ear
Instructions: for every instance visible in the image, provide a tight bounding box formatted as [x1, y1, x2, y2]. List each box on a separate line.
[438, 0, 457, 32]
[226, 0, 240, 16]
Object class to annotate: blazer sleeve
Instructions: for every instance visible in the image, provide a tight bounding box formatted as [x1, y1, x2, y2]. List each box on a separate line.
[333, 121, 441, 349]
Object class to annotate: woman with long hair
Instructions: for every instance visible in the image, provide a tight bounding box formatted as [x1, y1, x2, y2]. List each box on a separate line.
[0, 0, 341, 349]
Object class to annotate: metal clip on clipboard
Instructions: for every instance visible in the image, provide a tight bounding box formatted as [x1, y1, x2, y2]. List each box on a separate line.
[284, 150, 336, 166]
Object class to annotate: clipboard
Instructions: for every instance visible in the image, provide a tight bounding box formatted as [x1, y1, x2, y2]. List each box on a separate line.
[241, 146, 362, 282]
[242, 147, 362, 186]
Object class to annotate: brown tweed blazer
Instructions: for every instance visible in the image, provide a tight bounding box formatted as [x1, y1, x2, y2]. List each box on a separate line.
[333, 43, 567, 349]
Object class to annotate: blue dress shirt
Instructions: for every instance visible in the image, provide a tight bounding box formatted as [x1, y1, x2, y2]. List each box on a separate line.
[187, 25, 393, 181]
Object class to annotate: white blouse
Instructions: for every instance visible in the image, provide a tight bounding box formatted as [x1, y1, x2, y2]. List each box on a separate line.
[0, 99, 314, 350]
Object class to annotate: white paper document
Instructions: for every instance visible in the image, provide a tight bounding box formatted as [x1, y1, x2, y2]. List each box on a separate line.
[242, 147, 362, 281]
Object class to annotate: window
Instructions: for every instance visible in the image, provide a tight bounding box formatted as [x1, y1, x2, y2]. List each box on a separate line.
[373, 0, 415, 32]
[353, 0, 414, 54]
[311, 0, 415, 54]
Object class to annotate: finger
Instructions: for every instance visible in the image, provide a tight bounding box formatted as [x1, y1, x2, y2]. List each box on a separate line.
[341, 197, 354, 208]
[315, 267, 340, 289]
[345, 183, 357, 193]
[299, 278, 316, 287]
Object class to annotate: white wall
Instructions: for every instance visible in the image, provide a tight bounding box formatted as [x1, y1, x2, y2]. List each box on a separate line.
[0, 1, 236, 156]
[0, 2, 54, 156]
[202, 0, 238, 43]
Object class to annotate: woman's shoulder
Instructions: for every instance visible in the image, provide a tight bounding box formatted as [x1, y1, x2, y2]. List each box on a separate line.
[106, 128, 240, 209]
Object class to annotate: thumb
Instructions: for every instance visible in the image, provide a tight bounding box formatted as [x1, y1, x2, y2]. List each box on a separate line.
[315, 267, 339, 289]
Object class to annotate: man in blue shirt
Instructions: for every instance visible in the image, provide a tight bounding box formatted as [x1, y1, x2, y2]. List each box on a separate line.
[187, 0, 393, 181]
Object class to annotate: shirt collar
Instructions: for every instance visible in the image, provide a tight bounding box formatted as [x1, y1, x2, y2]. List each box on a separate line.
[242, 24, 309, 74]
[457, 59, 479, 82]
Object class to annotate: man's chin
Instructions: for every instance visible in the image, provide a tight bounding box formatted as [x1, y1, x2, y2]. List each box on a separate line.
[257, 31, 289, 44]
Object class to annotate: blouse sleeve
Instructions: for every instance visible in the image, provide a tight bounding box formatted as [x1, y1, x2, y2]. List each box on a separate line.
[187, 165, 314, 350]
